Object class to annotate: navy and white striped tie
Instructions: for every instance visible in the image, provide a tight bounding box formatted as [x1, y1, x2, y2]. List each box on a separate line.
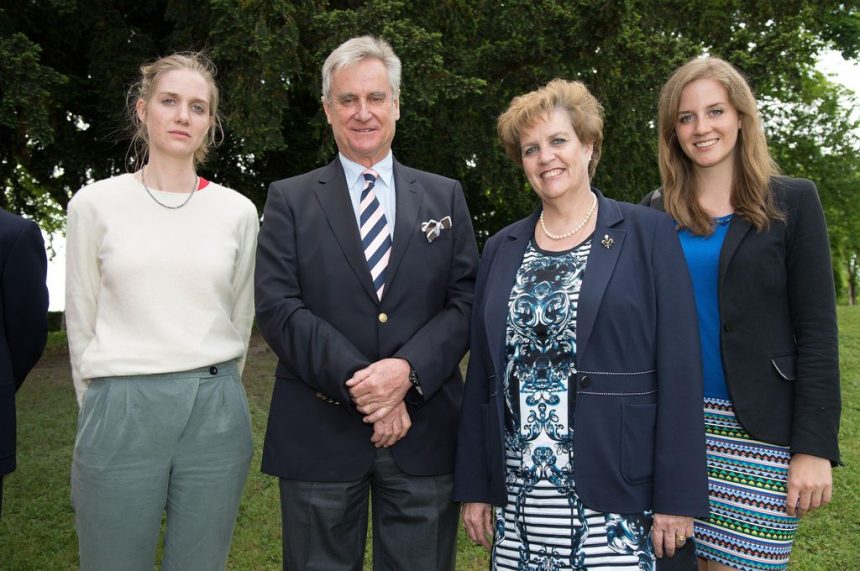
[359, 169, 392, 300]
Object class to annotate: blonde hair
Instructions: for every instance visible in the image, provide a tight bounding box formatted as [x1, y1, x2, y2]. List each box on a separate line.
[126, 51, 223, 167]
[497, 79, 603, 178]
[657, 56, 782, 235]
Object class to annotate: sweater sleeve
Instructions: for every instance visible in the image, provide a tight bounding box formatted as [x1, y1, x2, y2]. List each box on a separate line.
[65, 191, 101, 405]
[231, 201, 260, 376]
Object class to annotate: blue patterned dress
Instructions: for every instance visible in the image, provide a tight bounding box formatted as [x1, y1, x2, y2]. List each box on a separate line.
[493, 240, 655, 571]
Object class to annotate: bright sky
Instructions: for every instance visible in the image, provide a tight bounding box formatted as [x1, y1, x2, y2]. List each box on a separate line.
[41, 50, 860, 312]
[46, 236, 65, 311]
[819, 49, 860, 95]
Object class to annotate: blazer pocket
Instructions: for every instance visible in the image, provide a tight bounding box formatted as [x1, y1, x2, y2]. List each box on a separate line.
[620, 402, 657, 484]
[770, 353, 797, 381]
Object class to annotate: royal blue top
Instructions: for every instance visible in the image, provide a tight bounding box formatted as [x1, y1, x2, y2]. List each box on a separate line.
[679, 214, 733, 400]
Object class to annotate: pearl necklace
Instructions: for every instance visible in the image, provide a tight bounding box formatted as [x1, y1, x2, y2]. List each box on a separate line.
[540, 193, 598, 240]
[141, 165, 198, 210]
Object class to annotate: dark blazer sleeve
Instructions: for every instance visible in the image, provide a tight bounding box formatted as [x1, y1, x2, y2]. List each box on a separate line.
[255, 180, 370, 411]
[394, 180, 478, 402]
[783, 180, 841, 461]
[3, 219, 49, 388]
[650, 214, 709, 516]
[639, 189, 662, 209]
[452, 231, 502, 503]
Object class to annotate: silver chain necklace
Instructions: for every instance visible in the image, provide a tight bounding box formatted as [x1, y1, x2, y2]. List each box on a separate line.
[141, 165, 198, 210]
[540, 192, 598, 240]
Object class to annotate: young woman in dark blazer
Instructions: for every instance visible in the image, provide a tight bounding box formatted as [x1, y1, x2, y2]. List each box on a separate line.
[643, 57, 841, 571]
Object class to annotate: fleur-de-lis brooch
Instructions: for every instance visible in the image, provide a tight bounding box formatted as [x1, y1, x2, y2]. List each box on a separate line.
[601, 234, 614, 249]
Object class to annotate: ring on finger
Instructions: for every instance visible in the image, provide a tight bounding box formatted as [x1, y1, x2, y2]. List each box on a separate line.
[675, 534, 687, 545]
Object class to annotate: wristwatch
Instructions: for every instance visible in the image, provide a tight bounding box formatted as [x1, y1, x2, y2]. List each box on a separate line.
[408, 365, 423, 396]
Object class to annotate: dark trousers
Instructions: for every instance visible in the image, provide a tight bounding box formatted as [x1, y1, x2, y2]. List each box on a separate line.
[279, 448, 459, 571]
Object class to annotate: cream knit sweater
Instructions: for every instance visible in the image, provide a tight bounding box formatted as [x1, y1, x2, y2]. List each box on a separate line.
[65, 173, 259, 404]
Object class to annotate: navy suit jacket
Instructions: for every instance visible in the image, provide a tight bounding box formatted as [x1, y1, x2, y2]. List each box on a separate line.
[255, 158, 479, 481]
[453, 190, 709, 517]
[0, 208, 49, 476]
[643, 176, 841, 463]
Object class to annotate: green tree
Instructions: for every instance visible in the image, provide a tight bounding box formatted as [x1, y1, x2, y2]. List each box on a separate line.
[0, 17, 67, 231]
[1, 0, 169, 232]
[765, 72, 860, 302]
[1, 0, 857, 252]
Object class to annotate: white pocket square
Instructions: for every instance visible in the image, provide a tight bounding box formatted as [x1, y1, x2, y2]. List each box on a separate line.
[420, 216, 452, 243]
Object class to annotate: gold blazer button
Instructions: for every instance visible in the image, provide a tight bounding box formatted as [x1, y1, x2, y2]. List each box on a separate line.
[378, 312, 389, 323]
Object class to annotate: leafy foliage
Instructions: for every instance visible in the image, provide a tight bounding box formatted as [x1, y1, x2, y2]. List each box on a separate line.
[1, 1, 858, 261]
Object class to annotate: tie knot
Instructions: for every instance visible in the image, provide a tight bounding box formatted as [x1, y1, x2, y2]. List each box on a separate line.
[362, 169, 379, 184]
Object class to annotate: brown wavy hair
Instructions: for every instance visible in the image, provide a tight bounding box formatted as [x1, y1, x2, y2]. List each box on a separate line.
[498, 79, 604, 179]
[657, 57, 782, 235]
[126, 51, 223, 168]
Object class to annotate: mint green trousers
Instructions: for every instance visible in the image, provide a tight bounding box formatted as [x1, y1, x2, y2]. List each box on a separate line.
[71, 361, 252, 571]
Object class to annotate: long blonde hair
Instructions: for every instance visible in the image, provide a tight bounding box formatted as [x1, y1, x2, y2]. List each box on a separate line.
[126, 51, 223, 167]
[657, 57, 782, 235]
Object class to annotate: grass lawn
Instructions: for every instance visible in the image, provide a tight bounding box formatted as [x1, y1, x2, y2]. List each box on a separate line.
[1, 308, 858, 569]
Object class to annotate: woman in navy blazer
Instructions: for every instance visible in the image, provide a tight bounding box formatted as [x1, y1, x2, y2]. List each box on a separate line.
[643, 57, 841, 571]
[454, 80, 708, 570]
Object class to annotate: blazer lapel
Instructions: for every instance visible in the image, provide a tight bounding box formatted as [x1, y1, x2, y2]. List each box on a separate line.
[576, 190, 626, 362]
[385, 160, 422, 292]
[718, 215, 752, 288]
[313, 159, 379, 302]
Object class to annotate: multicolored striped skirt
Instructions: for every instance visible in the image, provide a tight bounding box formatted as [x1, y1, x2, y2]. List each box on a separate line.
[694, 397, 799, 571]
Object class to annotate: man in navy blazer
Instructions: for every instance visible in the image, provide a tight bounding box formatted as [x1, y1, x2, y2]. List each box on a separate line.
[0, 207, 49, 516]
[255, 36, 478, 570]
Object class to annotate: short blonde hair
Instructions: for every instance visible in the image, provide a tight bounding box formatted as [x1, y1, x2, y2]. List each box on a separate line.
[497, 79, 604, 178]
[127, 51, 223, 167]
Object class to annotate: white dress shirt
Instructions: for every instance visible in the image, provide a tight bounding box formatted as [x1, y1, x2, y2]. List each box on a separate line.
[338, 152, 397, 239]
